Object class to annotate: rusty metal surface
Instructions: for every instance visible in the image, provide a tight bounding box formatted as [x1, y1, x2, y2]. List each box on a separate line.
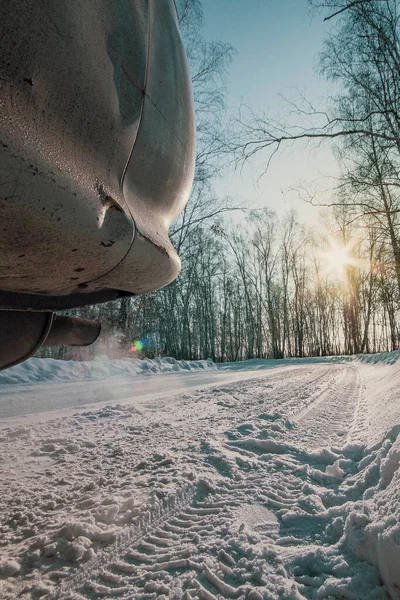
[0, 0, 195, 306]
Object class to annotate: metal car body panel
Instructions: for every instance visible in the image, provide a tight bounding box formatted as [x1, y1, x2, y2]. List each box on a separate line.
[0, 0, 195, 369]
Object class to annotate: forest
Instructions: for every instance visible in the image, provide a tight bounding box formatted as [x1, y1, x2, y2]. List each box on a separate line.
[40, 0, 400, 361]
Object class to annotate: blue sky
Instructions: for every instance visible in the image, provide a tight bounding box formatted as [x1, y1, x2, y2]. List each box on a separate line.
[201, 0, 338, 223]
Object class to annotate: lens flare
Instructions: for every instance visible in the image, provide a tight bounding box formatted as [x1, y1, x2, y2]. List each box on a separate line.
[130, 338, 146, 353]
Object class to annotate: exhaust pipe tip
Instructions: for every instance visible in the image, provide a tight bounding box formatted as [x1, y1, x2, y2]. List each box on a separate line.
[43, 315, 101, 347]
[0, 311, 101, 371]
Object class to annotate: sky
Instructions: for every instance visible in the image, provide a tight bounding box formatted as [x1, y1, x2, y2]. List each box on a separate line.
[201, 0, 339, 224]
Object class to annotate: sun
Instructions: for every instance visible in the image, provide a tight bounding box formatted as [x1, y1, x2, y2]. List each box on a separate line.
[322, 241, 355, 277]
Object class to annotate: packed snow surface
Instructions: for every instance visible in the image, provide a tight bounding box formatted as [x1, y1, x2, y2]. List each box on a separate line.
[0, 352, 400, 599]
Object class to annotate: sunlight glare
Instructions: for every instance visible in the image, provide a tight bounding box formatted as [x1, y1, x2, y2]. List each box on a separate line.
[322, 242, 355, 277]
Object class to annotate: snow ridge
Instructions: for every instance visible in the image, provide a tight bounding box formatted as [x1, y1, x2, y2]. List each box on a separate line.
[0, 356, 217, 387]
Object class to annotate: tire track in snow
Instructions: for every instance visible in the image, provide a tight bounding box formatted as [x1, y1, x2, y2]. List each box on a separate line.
[42, 364, 372, 600]
[52, 469, 309, 600]
[3, 362, 382, 600]
[48, 484, 196, 600]
[289, 364, 364, 448]
[346, 365, 369, 445]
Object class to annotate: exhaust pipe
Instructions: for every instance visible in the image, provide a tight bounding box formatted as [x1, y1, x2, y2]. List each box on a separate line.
[0, 311, 101, 371]
[43, 315, 101, 347]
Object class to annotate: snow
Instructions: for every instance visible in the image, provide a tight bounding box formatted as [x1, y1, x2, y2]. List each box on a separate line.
[0, 354, 355, 388]
[0, 356, 217, 386]
[356, 350, 400, 366]
[0, 352, 400, 598]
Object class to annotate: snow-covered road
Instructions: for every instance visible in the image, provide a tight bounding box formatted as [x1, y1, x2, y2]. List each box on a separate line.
[0, 365, 305, 422]
[1, 357, 400, 599]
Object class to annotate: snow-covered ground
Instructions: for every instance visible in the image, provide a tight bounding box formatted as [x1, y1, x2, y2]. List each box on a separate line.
[0, 353, 400, 599]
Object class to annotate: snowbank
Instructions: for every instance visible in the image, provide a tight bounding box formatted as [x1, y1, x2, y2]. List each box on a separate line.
[219, 355, 353, 371]
[221, 350, 400, 371]
[0, 356, 216, 386]
[356, 349, 400, 365]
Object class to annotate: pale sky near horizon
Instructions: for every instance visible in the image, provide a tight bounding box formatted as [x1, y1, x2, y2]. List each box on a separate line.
[201, 0, 339, 224]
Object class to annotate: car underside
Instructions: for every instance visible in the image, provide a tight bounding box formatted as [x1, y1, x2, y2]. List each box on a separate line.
[0, 0, 196, 370]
